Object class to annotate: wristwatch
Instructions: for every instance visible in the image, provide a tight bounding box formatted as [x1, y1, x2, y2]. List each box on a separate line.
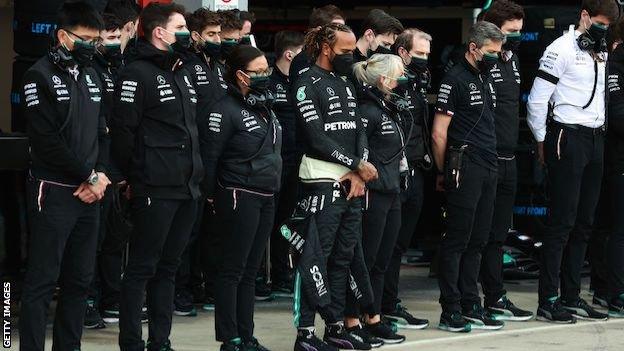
[87, 171, 99, 186]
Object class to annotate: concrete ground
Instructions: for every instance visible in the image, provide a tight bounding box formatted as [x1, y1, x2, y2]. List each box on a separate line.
[12, 265, 624, 351]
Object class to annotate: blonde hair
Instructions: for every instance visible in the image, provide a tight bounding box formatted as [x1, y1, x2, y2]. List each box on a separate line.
[352, 54, 404, 94]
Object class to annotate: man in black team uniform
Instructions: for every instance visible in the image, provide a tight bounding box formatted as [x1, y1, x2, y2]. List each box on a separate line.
[268, 30, 305, 295]
[289, 5, 346, 82]
[173, 6, 225, 317]
[380, 28, 433, 330]
[83, 12, 126, 330]
[292, 23, 378, 351]
[19, 2, 111, 350]
[478, 0, 534, 322]
[194, 9, 242, 309]
[432, 21, 505, 333]
[111, 3, 203, 350]
[352, 9, 403, 63]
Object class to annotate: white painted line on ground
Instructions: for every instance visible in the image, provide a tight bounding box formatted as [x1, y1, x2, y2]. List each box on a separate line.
[384, 318, 624, 348]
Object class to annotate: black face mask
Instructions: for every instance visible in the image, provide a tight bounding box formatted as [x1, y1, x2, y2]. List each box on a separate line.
[69, 39, 96, 66]
[331, 52, 354, 76]
[202, 40, 221, 59]
[240, 35, 252, 46]
[102, 43, 123, 67]
[503, 32, 522, 52]
[476, 50, 498, 72]
[220, 39, 238, 61]
[368, 45, 392, 57]
[407, 56, 428, 74]
[172, 31, 191, 53]
[249, 75, 270, 93]
[587, 22, 608, 52]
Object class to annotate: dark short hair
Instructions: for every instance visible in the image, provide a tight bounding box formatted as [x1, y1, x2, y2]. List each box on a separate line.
[105, 0, 140, 26]
[309, 5, 345, 28]
[102, 13, 123, 32]
[304, 23, 353, 61]
[582, 0, 620, 23]
[240, 11, 256, 25]
[187, 8, 221, 33]
[225, 45, 265, 84]
[218, 10, 243, 32]
[393, 28, 432, 54]
[482, 0, 525, 28]
[359, 9, 404, 37]
[274, 30, 304, 58]
[140, 2, 186, 41]
[57, 0, 104, 31]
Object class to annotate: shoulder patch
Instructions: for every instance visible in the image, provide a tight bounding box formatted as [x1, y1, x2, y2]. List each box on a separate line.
[296, 86, 307, 101]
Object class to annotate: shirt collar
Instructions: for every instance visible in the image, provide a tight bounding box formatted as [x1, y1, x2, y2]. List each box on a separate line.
[461, 56, 480, 76]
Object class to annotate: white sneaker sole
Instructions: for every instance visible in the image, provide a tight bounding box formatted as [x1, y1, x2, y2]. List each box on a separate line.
[536, 315, 576, 324]
[464, 317, 504, 330]
[386, 316, 429, 330]
[379, 337, 405, 344]
[437, 325, 471, 333]
[491, 314, 534, 322]
[102, 317, 119, 324]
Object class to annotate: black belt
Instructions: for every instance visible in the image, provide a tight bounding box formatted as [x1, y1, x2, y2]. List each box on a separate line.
[553, 121, 605, 136]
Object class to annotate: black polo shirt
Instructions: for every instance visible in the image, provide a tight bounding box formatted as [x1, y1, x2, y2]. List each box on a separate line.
[489, 53, 521, 158]
[435, 57, 497, 170]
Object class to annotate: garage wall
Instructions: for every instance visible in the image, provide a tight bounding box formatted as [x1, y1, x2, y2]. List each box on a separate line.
[0, 2, 14, 132]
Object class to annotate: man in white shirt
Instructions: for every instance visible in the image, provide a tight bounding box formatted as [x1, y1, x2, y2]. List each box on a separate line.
[527, 0, 619, 324]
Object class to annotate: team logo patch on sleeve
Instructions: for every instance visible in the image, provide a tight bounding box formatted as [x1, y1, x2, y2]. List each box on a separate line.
[296, 86, 306, 101]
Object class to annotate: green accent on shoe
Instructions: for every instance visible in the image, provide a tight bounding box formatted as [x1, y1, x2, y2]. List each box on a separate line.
[502, 252, 515, 265]
[608, 310, 624, 318]
[229, 337, 242, 345]
[547, 296, 559, 303]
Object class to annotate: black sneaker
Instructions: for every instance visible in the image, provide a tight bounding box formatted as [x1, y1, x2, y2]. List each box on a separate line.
[323, 323, 371, 350]
[255, 278, 274, 302]
[147, 340, 174, 351]
[365, 322, 405, 345]
[562, 298, 608, 321]
[84, 299, 106, 329]
[173, 291, 197, 317]
[272, 280, 294, 298]
[593, 293, 609, 308]
[221, 338, 245, 351]
[345, 325, 383, 348]
[380, 316, 398, 333]
[244, 336, 270, 351]
[384, 304, 429, 330]
[485, 296, 534, 321]
[537, 297, 577, 324]
[202, 295, 216, 311]
[438, 311, 471, 333]
[608, 295, 624, 318]
[294, 328, 337, 351]
[102, 302, 120, 324]
[462, 304, 505, 330]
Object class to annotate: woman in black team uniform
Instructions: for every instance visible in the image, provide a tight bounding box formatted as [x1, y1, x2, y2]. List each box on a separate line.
[344, 54, 409, 345]
[201, 45, 282, 351]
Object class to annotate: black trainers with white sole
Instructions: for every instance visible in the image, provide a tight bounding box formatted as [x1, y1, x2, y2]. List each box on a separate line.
[345, 325, 383, 348]
[323, 323, 371, 350]
[462, 304, 505, 330]
[438, 311, 471, 333]
[608, 295, 624, 319]
[562, 298, 608, 321]
[294, 328, 338, 351]
[384, 304, 429, 330]
[485, 296, 534, 321]
[536, 297, 577, 324]
[365, 322, 405, 344]
[593, 294, 609, 309]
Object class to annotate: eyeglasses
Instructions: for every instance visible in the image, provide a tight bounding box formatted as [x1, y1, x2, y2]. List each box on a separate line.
[65, 29, 100, 46]
[245, 67, 273, 78]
